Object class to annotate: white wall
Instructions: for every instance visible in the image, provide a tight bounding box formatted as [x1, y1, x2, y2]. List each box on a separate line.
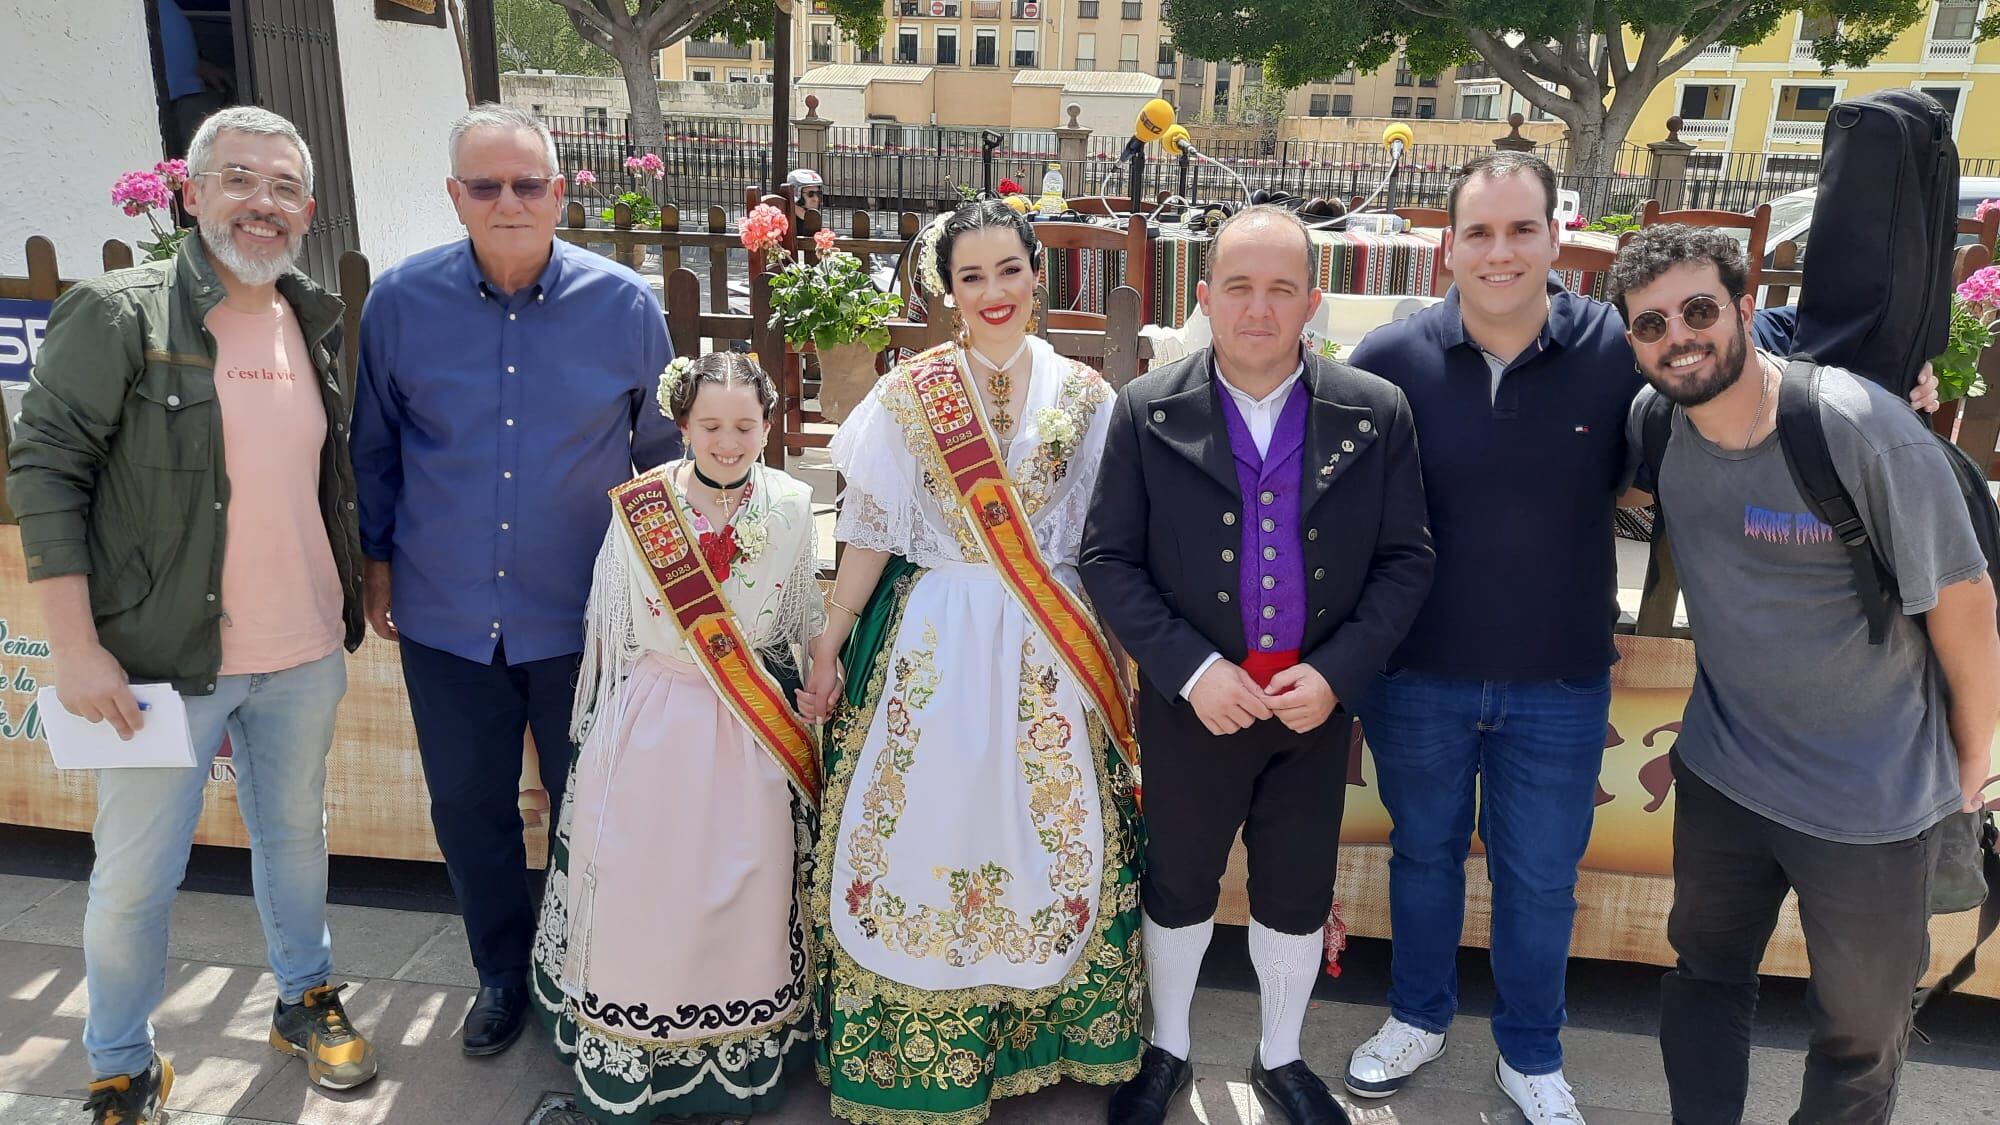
[0, 3, 164, 275]
[1063, 92, 1157, 142]
[334, 0, 466, 269]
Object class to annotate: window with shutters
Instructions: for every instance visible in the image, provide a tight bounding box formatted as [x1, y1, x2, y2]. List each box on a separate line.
[975, 27, 998, 65]
[1075, 33, 1095, 69]
[234, 0, 359, 287]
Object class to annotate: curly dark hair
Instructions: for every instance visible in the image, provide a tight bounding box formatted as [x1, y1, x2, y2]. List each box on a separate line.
[1607, 224, 1748, 322]
[667, 350, 779, 423]
[936, 199, 1041, 291]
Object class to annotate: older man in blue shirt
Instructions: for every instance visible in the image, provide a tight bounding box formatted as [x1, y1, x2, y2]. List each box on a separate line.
[351, 104, 678, 1056]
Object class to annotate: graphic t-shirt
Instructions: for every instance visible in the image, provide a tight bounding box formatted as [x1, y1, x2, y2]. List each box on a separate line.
[1626, 363, 1984, 843]
[207, 300, 343, 675]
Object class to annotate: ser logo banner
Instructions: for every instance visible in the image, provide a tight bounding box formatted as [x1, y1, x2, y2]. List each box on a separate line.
[0, 299, 53, 383]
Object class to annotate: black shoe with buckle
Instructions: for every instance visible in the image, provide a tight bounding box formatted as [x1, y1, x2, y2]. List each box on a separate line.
[83, 1056, 173, 1125]
[1106, 1044, 1192, 1125]
[1250, 1055, 1351, 1125]
[461, 984, 529, 1056]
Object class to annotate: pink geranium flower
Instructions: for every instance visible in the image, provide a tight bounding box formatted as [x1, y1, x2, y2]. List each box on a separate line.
[622, 152, 666, 179]
[739, 203, 788, 254]
[1977, 198, 2000, 222]
[1957, 265, 2000, 309]
[153, 159, 189, 188]
[813, 228, 838, 254]
[574, 169, 597, 186]
[111, 171, 173, 217]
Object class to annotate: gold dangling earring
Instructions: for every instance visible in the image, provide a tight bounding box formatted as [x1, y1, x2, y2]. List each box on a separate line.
[1025, 293, 1041, 336]
[952, 309, 971, 349]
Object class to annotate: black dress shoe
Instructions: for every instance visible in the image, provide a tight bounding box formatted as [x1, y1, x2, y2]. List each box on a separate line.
[1107, 1044, 1193, 1125]
[461, 985, 528, 1056]
[1250, 1055, 1351, 1125]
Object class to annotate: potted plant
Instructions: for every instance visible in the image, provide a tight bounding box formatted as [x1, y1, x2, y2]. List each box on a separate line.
[1931, 265, 1999, 434]
[739, 203, 903, 423]
[112, 161, 191, 262]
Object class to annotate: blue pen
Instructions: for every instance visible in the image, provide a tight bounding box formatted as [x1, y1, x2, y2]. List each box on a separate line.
[137, 702, 151, 712]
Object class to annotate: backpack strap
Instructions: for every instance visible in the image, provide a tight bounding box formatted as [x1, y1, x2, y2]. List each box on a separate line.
[1634, 390, 1675, 498]
[1772, 357, 1898, 645]
[1917, 812, 2000, 1017]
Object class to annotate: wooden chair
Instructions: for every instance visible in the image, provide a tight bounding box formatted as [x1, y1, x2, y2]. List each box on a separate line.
[1638, 200, 1772, 297]
[1033, 214, 1149, 310]
[1393, 206, 1450, 231]
[1044, 308, 1108, 331]
[1959, 210, 2000, 256]
[1552, 241, 1616, 273]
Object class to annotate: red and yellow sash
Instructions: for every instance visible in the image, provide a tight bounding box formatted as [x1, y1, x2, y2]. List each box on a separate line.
[903, 349, 1139, 770]
[608, 468, 820, 801]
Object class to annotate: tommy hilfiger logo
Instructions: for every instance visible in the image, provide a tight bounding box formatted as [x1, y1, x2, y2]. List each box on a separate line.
[1575, 425, 1590, 433]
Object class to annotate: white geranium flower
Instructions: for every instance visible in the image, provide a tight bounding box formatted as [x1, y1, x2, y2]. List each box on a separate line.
[734, 517, 770, 566]
[1036, 407, 1080, 454]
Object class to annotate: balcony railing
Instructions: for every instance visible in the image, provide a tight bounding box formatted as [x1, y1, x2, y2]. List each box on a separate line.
[1927, 38, 1976, 63]
[1677, 117, 1732, 141]
[1791, 39, 1819, 63]
[971, 0, 1000, 18]
[686, 40, 752, 59]
[1013, 0, 1039, 17]
[1770, 118, 1825, 144]
[1155, 60, 1175, 77]
[1694, 43, 1738, 63]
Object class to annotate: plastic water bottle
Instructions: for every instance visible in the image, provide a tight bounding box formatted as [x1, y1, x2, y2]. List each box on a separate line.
[1038, 162, 1064, 216]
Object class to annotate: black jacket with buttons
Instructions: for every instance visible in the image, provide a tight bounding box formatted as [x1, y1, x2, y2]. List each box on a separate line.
[1080, 347, 1434, 739]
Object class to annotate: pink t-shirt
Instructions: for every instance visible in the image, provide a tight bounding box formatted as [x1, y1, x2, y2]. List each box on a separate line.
[206, 300, 344, 675]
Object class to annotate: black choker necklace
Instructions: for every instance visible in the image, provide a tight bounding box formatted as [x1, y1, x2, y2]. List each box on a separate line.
[692, 464, 752, 492]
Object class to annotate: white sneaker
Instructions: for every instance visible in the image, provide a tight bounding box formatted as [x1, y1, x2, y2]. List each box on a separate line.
[1495, 1058, 1586, 1124]
[1343, 1016, 1446, 1097]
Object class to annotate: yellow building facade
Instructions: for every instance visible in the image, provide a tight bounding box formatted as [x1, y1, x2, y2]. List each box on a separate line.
[1629, 1, 2000, 161]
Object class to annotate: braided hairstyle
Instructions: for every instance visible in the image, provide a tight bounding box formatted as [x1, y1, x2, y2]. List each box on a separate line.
[664, 350, 779, 424]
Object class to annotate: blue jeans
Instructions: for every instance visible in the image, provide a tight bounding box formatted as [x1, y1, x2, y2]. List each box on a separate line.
[1357, 668, 1610, 1076]
[83, 650, 347, 1079]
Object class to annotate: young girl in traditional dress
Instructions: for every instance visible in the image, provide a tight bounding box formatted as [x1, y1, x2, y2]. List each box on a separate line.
[796, 199, 1145, 1125]
[532, 351, 825, 1121]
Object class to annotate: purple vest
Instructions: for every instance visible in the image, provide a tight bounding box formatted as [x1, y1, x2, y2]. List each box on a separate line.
[1217, 377, 1309, 655]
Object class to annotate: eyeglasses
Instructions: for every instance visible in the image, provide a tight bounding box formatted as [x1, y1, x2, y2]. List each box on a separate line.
[453, 177, 554, 202]
[1628, 295, 1725, 344]
[196, 169, 309, 212]
[800, 190, 824, 201]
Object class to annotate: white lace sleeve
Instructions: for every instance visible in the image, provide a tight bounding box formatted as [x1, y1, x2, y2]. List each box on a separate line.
[829, 379, 927, 556]
[570, 525, 643, 747]
[1035, 382, 1117, 573]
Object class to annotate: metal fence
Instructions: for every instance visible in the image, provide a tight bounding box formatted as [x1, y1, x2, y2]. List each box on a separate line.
[541, 110, 2000, 232]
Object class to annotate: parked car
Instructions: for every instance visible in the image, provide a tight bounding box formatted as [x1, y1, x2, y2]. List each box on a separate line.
[1753, 175, 2000, 269]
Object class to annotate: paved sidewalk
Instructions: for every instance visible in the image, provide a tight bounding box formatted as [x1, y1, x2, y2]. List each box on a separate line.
[3, 873, 1996, 1124]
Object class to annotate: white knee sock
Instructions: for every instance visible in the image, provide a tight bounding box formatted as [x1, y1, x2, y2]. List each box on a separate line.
[1249, 919, 1324, 1069]
[1141, 912, 1214, 1060]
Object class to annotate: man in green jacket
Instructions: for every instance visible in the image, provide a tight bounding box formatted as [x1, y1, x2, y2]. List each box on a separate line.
[6, 107, 374, 1125]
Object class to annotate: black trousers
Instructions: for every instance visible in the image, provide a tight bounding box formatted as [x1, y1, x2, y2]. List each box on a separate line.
[1140, 703, 1352, 935]
[1660, 753, 1940, 1125]
[400, 636, 580, 989]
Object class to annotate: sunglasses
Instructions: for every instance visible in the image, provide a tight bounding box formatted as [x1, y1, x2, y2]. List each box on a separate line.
[197, 169, 309, 212]
[1628, 295, 1726, 344]
[454, 177, 554, 202]
[801, 189, 824, 201]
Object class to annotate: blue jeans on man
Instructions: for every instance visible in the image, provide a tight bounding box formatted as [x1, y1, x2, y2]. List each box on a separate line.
[1358, 668, 1610, 1075]
[83, 651, 347, 1079]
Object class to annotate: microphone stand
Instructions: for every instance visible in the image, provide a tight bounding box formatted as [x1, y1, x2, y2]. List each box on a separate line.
[1176, 148, 1191, 203]
[1127, 147, 1147, 216]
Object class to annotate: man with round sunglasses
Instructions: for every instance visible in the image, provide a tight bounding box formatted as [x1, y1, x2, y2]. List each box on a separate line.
[1613, 225, 1996, 1125]
[351, 103, 680, 1056]
[10, 106, 375, 1125]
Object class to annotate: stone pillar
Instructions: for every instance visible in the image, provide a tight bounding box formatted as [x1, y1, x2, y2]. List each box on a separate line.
[1647, 116, 1694, 211]
[1493, 112, 1536, 152]
[795, 94, 830, 164]
[1055, 103, 1090, 197]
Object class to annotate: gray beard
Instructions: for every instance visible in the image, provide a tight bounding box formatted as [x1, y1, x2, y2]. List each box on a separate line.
[199, 213, 303, 287]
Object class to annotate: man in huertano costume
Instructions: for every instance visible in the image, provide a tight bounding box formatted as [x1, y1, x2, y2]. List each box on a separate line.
[1082, 205, 1434, 1125]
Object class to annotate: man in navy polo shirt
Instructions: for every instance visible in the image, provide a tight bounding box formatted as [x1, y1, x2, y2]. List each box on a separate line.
[1340, 153, 1634, 1123]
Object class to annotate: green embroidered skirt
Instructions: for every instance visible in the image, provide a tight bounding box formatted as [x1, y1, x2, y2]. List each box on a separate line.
[812, 558, 1145, 1125]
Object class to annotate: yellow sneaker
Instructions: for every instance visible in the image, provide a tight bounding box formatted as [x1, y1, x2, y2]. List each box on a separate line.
[84, 1056, 172, 1124]
[270, 982, 379, 1090]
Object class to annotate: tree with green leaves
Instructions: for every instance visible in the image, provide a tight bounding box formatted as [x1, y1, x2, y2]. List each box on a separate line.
[1164, 1, 1972, 180]
[496, 0, 621, 76]
[545, 0, 882, 157]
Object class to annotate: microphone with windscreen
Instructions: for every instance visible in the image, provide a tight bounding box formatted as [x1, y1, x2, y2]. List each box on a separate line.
[1122, 98, 1177, 160]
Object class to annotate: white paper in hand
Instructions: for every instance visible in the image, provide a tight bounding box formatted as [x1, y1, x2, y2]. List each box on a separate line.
[38, 684, 197, 770]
